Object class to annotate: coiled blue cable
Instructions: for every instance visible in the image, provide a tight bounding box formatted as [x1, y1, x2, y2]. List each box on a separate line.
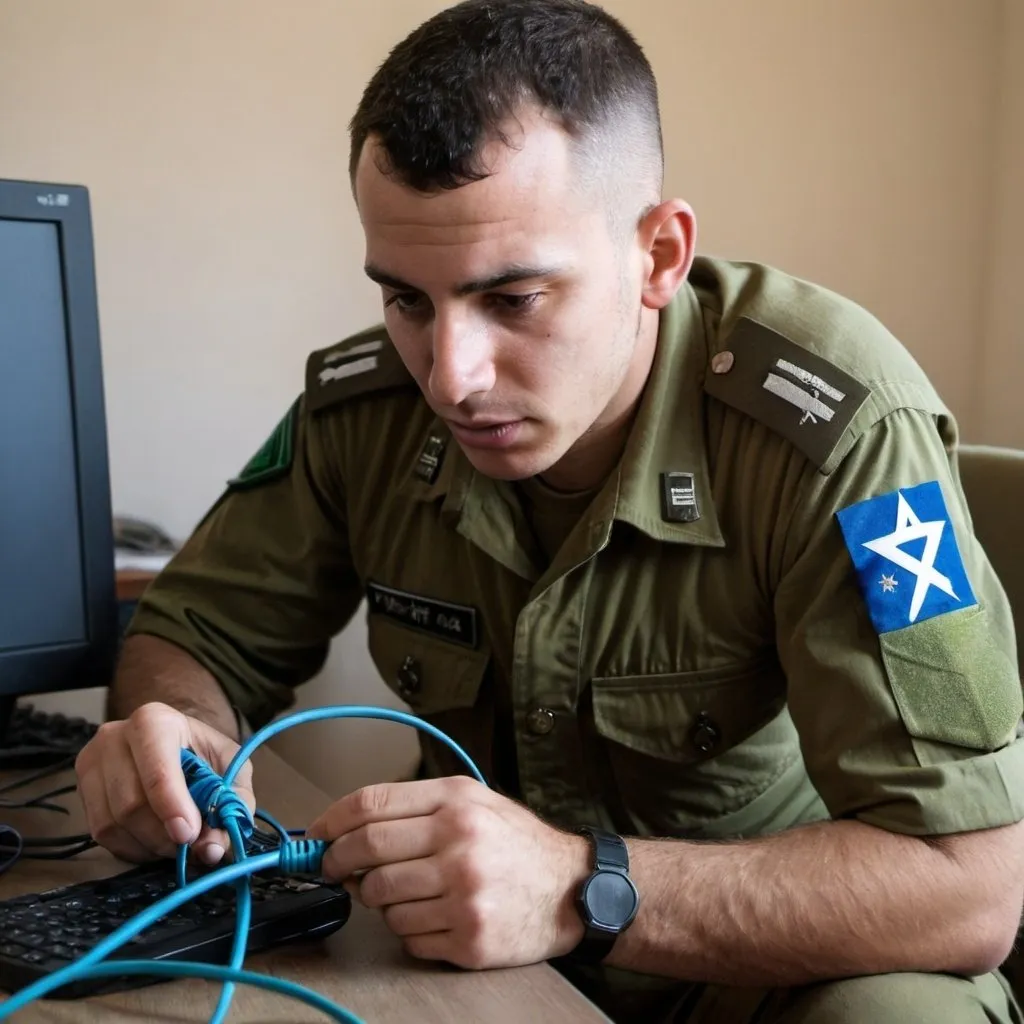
[0, 705, 486, 1022]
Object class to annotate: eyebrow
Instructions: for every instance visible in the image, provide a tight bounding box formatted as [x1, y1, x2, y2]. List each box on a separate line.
[364, 263, 562, 297]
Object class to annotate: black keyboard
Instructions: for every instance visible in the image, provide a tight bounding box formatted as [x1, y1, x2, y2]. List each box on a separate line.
[0, 705, 99, 770]
[0, 831, 351, 998]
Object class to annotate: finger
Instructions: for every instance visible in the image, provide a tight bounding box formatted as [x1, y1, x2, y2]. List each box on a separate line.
[124, 705, 201, 845]
[193, 824, 232, 866]
[402, 930, 454, 963]
[357, 857, 445, 909]
[319, 817, 436, 882]
[383, 897, 452, 938]
[307, 777, 476, 840]
[102, 757, 181, 860]
[85, 768, 161, 864]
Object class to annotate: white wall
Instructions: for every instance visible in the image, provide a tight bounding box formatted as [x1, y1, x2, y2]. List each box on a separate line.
[1, 0, 1019, 794]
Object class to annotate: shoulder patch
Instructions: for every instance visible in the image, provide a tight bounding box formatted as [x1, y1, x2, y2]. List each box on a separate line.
[704, 318, 871, 473]
[305, 326, 415, 413]
[228, 397, 299, 490]
[835, 480, 977, 633]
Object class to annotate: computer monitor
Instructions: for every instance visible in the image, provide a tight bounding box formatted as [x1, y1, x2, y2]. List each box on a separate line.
[0, 178, 118, 735]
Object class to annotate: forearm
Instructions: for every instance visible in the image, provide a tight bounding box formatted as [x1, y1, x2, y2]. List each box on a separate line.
[608, 818, 1023, 986]
[105, 634, 239, 741]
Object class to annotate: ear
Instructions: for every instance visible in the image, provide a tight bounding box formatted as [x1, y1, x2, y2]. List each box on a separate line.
[637, 199, 697, 310]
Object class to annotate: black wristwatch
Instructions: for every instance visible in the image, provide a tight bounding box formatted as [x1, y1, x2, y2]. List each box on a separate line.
[568, 826, 640, 963]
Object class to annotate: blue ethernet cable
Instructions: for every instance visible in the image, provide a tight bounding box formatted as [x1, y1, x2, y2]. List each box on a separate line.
[46, 960, 364, 1022]
[0, 705, 486, 1023]
[221, 706, 487, 790]
[253, 808, 296, 843]
[198, 706, 485, 1024]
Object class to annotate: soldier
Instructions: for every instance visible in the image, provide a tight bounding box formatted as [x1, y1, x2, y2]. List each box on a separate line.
[75, 1, 1024, 1021]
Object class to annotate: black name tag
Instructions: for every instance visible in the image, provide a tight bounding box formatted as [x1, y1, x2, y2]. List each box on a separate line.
[366, 582, 478, 648]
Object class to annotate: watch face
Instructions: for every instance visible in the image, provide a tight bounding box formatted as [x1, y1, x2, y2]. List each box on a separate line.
[582, 871, 639, 930]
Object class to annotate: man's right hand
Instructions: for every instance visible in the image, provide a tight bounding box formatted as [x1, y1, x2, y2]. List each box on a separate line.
[75, 701, 255, 866]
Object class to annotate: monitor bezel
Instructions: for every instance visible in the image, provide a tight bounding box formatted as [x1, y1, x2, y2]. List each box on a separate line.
[0, 178, 118, 699]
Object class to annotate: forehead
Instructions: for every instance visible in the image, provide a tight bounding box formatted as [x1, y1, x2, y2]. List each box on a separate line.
[354, 114, 604, 276]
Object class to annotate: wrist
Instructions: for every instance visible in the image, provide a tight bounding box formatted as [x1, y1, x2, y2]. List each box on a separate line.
[552, 832, 591, 957]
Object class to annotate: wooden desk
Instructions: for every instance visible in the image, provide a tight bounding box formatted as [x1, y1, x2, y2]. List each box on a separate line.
[115, 569, 158, 603]
[0, 748, 610, 1023]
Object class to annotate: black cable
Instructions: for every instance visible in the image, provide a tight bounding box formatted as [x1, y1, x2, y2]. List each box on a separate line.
[18, 832, 93, 847]
[0, 781, 78, 806]
[0, 756, 75, 795]
[0, 829, 96, 861]
[19, 842, 96, 860]
[0, 825, 23, 877]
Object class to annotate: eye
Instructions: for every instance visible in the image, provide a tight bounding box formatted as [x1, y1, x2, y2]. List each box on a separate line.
[489, 293, 540, 313]
[384, 292, 429, 317]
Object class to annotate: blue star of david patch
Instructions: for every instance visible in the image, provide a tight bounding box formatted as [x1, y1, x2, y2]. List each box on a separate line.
[835, 480, 977, 634]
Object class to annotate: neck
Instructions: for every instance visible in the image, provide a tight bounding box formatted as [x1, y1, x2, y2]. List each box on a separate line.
[540, 306, 660, 493]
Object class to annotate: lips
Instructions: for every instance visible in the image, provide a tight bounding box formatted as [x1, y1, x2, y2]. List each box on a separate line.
[448, 418, 517, 431]
[446, 417, 525, 451]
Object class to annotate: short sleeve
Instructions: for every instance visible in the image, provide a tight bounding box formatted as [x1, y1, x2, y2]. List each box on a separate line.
[774, 406, 1024, 836]
[126, 395, 364, 729]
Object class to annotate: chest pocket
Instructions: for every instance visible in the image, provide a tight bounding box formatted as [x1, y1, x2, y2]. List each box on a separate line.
[591, 655, 785, 764]
[589, 656, 804, 837]
[366, 614, 490, 715]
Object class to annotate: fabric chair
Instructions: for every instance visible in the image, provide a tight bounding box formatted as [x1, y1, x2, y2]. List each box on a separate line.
[956, 443, 1024, 998]
[957, 444, 1024, 669]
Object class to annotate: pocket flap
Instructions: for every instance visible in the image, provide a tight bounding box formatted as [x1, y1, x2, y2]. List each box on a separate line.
[592, 658, 785, 763]
[367, 613, 490, 715]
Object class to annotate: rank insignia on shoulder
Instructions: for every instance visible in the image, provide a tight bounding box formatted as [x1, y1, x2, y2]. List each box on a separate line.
[317, 337, 384, 387]
[305, 328, 415, 413]
[835, 480, 977, 633]
[704, 318, 871, 472]
[227, 398, 299, 490]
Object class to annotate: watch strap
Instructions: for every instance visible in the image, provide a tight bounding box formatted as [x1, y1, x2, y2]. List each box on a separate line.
[581, 826, 629, 873]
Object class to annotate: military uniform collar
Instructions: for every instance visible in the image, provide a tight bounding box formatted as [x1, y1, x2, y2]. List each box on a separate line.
[409, 418, 538, 580]
[612, 285, 725, 547]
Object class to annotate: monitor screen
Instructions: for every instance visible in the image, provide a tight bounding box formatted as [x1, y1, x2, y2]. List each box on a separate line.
[0, 180, 117, 710]
[0, 219, 89, 651]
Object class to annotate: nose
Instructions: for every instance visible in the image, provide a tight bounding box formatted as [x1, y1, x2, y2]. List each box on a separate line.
[427, 311, 495, 407]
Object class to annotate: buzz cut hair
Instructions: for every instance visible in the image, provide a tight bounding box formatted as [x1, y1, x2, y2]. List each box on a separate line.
[348, 0, 664, 209]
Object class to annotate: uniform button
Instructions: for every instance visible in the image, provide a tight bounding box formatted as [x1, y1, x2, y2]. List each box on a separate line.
[397, 656, 422, 699]
[711, 351, 735, 375]
[526, 708, 556, 736]
[690, 712, 720, 754]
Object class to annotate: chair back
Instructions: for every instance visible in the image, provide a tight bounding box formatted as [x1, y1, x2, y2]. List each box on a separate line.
[957, 444, 1024, 670]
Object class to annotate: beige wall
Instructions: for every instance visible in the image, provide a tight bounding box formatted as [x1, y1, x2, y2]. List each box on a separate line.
[1, 0, 1019, 793]
[978, 0, 1024, 445]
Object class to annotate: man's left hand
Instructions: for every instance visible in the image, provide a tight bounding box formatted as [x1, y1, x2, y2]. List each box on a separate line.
[304, 776, 590, 969]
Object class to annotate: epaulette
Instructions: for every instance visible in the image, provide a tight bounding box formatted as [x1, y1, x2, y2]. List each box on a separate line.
[304, 325, 416, 413]
[703, 317, 871, 474]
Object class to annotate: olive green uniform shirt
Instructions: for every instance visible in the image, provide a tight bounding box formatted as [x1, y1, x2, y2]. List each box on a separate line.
[129, 254, 1024, 860]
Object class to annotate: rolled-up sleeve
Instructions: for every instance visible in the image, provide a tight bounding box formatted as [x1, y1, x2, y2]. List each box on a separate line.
[774, 406, 1024, 835]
